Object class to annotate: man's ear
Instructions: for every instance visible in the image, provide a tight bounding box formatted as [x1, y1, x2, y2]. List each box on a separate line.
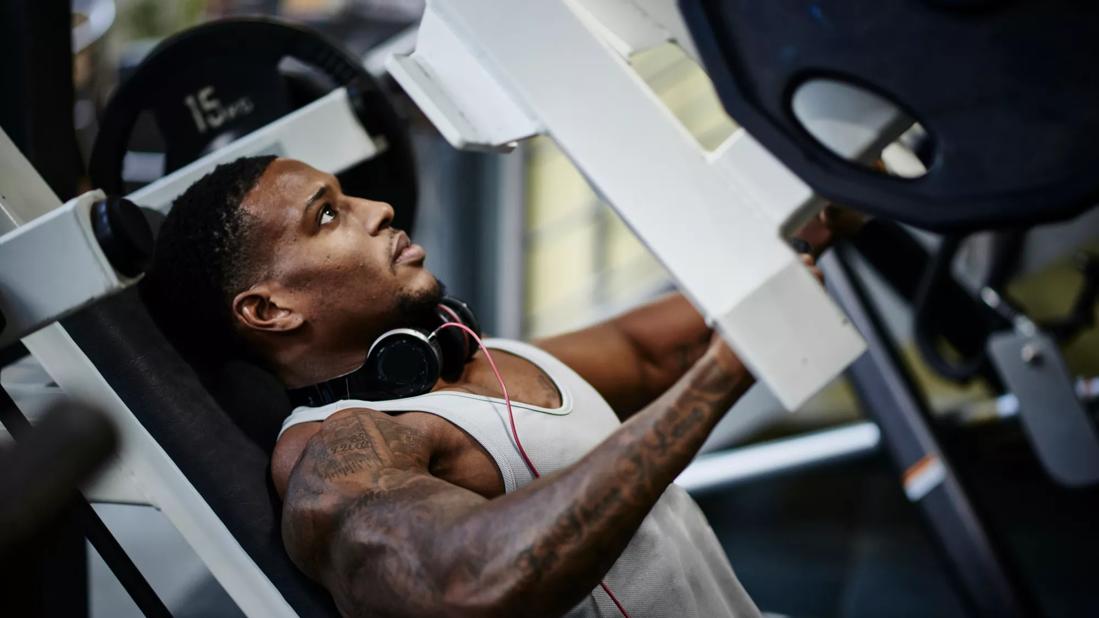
[232, 284, 304, 334]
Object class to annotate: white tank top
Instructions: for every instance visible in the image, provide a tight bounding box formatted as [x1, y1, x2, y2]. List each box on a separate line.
[280, 338, 760, 617]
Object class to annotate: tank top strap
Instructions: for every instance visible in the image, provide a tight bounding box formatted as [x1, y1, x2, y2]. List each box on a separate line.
[481, 338, 576, 382]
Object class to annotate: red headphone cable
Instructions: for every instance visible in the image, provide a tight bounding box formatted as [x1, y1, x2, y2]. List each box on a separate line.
[433, 321, 632, 618]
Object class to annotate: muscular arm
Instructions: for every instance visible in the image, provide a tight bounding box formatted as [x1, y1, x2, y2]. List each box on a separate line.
[282, 344, 752, 618]
[540, 252, 825, 418]
[536, 292, 713, 418]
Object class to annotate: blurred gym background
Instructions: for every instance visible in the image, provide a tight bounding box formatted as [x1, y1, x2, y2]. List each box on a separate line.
[5, 0, 1097, 616]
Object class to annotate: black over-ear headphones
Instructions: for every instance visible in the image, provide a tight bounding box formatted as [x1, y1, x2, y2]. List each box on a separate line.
[286, 296, 481, 408]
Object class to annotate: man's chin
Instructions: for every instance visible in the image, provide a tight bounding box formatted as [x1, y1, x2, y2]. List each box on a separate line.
[397, 275, 446, 326]
[419, 272, 444, 303]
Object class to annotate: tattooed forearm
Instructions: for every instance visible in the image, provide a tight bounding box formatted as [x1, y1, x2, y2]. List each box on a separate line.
[282, 348, 751, 618]
[469, 354, 748, 615]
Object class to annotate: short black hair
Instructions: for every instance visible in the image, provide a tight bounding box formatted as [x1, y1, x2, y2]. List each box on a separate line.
[141, 155, 276, 366]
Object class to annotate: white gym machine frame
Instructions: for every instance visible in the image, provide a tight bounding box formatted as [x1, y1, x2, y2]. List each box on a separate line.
[388, 0, 911, 410]
[0, 1, 910, 615]
[0, 90, 378, 616]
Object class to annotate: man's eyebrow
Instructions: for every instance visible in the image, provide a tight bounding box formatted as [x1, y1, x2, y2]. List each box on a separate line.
[304, 185, 328, 214]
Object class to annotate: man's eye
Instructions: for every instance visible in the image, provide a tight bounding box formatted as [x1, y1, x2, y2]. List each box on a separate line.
[319, 204, 337, 226]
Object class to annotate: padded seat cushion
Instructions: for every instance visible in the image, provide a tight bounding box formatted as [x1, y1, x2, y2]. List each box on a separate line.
[63, 287, 338, 616]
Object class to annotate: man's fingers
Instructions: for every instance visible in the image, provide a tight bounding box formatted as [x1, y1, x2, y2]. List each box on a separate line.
[820, 204, 871, 238]
[800, 253, 824, 284]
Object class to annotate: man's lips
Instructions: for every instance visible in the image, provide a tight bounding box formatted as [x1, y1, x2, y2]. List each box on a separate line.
[392, 231, 425, 265]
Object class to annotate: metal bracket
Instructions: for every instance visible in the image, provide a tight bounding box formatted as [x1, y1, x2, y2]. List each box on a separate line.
[987, 331, 1099, 487]
[386, 9, 542, 152]
[0, 189, 136, 349]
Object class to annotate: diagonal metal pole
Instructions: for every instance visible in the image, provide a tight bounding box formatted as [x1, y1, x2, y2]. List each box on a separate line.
[821, 243, 1037, 618]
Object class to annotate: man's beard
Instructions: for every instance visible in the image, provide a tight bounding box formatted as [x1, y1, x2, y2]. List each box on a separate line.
[396, 277, 446, 331]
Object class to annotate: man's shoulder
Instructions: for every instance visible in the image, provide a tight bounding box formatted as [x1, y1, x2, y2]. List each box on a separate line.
[272, 406, 435, 499]
[275, 407, 444, 583]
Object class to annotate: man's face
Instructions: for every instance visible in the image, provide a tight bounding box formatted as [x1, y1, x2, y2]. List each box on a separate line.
[239, 158, 439, 348]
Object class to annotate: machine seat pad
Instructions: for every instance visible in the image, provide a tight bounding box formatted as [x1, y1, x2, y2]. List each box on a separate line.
[62, 287, 338, 616]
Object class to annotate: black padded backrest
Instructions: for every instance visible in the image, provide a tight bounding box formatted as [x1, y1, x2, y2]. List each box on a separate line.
[62, 288, 339, 616]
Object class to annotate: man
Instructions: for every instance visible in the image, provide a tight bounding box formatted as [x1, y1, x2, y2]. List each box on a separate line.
[143, 155, 832, 617]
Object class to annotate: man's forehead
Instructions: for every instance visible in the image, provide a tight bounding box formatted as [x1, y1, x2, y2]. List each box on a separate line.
[242, 158, 327, 224]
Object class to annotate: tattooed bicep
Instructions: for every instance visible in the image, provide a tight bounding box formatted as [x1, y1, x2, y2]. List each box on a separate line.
[281, 411, 436, 575]
[281, 412, 487, 610]
[298, 410, 433, 484]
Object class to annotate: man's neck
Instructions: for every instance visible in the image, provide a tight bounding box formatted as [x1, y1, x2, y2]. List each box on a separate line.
[279, 347, 479, 392]
[278, 348, 368, 389]
[279, 345, 565, 410]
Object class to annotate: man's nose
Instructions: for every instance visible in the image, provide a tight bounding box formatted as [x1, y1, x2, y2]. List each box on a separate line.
[366, 200, 395, 235]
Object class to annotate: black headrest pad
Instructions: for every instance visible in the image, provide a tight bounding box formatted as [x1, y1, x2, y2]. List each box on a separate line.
[62, 288, 338, 616]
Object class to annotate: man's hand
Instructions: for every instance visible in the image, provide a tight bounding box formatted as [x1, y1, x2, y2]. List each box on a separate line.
[793, 204, 869, 258]
[800, 252, 823, 283]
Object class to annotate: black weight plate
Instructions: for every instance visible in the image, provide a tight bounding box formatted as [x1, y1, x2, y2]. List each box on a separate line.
[681, 1, 1099, 231]
[90, 17, 417, 234]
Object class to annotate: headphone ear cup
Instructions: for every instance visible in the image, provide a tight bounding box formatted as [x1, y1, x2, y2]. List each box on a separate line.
[434, 310, 469, 383]
[286, 298, 482, 406]
[365, 329, 443, 399]
[439, 295, 481, 361]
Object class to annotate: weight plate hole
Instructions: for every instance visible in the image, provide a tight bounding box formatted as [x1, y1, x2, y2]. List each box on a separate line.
[790, 77, 935, 179]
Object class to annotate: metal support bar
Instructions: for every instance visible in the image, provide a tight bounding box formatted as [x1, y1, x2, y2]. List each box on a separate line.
[125, 87, 380, 214]
[0, 386, 171, 618]
[822, 244, 1035, 618]
[1, 117, 298, 617]
[78, 499, 173, 618]
[389, 0, 901, 409]
[677, 422, 881, 494]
